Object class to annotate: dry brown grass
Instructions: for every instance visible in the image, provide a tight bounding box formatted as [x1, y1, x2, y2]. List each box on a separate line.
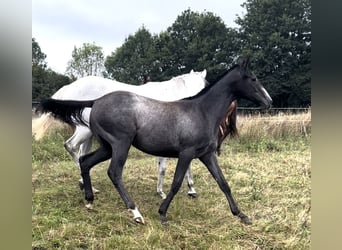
[237, 109, 311, 138]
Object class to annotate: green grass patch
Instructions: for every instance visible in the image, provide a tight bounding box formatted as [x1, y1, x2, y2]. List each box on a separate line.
[32, 112, 311, 249]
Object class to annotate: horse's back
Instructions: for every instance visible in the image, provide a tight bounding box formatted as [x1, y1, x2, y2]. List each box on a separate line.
[51, 71, 206, 102]
[90, 91, 138, 124]
[52, 76, 136, 100]
[91, 91, 158, 122]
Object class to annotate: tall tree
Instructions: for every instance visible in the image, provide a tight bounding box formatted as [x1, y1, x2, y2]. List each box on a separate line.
[236, 0, 311, 107]
[105, 10, 239, 83]
[66, 42, 105, 78]
[32, 69, 71, 100]
[105, 26, 158, 84]
[32, 37, 47, 68]
[159, 9, 239, 82]
[32, 38, 48, 100]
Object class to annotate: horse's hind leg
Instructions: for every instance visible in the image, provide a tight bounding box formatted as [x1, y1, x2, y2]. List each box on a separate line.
[79, 134, 93, 156]
[79, 144, 111, 209]
[64, 125, 93, 166]
[64, 133, 81, 165]
[64, 126, 100, 193]
[158, 152, 193, 224]
[157, 157, 167, 199]
[199, 152, 251, 225]
[157, 158, 197, 199]
[107, 140, 144, 224]
[185, 165, 197, 198]
[77, 135, 100, 194]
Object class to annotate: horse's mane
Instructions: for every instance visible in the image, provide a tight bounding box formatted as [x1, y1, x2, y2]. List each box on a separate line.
[147, 71, 200, 85]
[182, 64, 239, 101]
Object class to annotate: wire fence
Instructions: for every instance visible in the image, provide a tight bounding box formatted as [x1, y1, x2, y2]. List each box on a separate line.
[236, 107, 310, 116]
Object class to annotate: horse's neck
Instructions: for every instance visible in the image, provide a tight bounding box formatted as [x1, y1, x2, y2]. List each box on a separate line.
[198, 77, 236, 127]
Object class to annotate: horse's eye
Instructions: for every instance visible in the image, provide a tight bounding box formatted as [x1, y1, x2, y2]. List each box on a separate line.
[251, 77, 256, 82]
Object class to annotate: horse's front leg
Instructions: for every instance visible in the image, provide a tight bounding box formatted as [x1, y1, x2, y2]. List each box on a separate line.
[158, 152, 193, 224]
[199, 152, 251, 225]
[185, 165, 197, 198]
[157, 157, 167, 199]
[79, 145, 111, 209]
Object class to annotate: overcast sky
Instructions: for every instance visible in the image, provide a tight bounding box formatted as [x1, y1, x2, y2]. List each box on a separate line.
[32, 0, 245, 74]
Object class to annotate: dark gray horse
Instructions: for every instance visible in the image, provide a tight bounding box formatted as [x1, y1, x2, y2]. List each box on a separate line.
[38, 57, 272, 225]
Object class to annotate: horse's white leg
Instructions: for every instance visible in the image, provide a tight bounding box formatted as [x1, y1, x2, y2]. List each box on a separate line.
[185, 164, 197, 198]
[79, 135, 93, 157]
[157, 157, 167, 199]
[157, 158, 197, 199]
[64, 125, 93, 165]
[64, 131, 81, 165]
[63, 126, 100, 193]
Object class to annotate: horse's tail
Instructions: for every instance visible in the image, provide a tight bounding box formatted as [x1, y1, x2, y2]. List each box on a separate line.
[32, 113, 61, 140]
[36, 98, 95, 127]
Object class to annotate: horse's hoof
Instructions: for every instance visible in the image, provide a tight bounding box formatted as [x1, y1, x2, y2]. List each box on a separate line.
[187, 192, 198, 198]
[85, 202, 93, 210]
[160, 215, 168, 226]
[239, 213, 252, 225]
[134, 216, 145, 224]
[158, 191, 167, 200]
[129, 208, 144, 224]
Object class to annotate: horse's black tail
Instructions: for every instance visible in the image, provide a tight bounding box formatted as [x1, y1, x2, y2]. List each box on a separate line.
[36, 98, 95, 126]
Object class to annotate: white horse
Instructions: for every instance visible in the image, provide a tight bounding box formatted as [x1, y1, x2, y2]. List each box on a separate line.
[33, 70, 208, 198]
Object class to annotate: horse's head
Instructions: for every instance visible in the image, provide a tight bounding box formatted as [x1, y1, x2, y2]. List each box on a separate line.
[232, 57, 272, 108]
[171, 69, 209, 97]
[184, 69, 209, 86]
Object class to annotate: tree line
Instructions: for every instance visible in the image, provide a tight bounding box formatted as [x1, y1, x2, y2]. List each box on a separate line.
[33, 0, 311, 107]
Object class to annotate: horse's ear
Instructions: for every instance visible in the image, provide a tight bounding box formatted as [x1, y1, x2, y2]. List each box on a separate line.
[238, 56, 251, 70]
[190, 69, 194, 74]
[201, 69, 207, 78]
[245, 57, 251, 69]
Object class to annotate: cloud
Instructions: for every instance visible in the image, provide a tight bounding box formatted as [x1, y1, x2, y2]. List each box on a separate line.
[32, 0, 244, 73]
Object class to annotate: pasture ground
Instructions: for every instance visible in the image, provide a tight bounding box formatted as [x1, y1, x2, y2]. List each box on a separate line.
[32, 112, 311, 249]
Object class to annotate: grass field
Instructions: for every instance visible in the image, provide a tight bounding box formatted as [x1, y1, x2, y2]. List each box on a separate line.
[32, 111, 311, 249]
